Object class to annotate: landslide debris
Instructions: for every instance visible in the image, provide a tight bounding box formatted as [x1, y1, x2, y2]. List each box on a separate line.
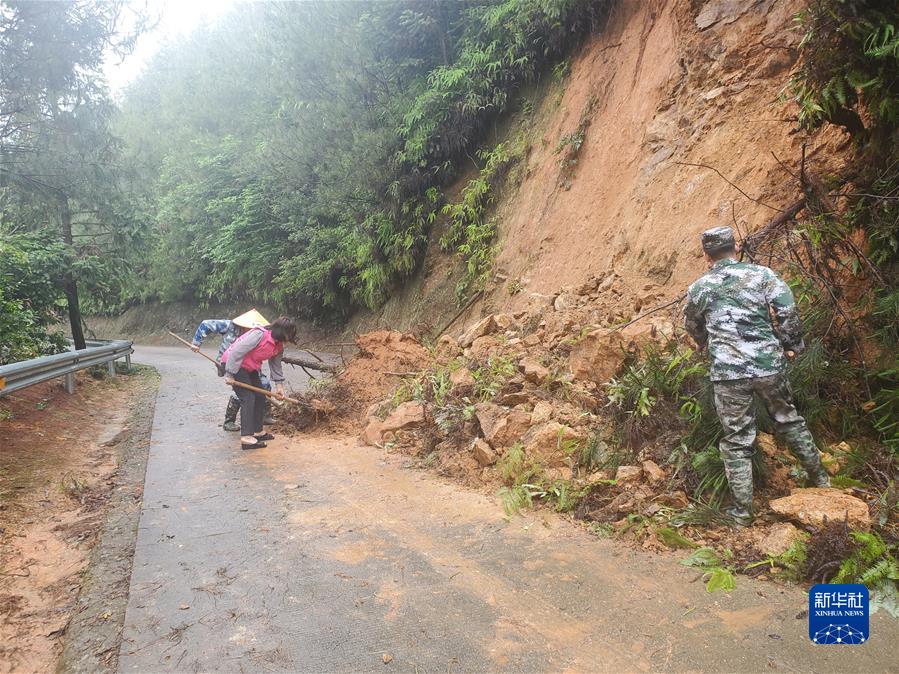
[261, 0, 897, 603]
[279, 330, 429, 434]
[283, 274, 886, 590]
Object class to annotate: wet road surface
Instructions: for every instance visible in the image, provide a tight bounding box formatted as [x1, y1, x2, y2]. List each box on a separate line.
[119, 346, 897, 672]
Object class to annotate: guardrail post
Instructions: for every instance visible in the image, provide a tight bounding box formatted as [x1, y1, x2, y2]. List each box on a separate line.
[0, 339, 133, 398]
[125, 353, 132, 373]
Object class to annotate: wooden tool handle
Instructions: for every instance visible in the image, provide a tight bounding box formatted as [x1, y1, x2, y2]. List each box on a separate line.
[167, 330, 220, 365]
[227, 378, 302, 405]
[168, 330, 304, 405]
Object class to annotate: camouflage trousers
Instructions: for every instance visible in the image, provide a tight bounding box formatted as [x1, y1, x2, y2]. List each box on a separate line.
[713, 371, 828, 511]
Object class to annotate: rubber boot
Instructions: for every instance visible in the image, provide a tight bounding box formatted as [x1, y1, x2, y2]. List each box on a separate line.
[807, 464, 831, 488]
[262, 398, 275, 426]
[723, 504, 754, 528]
[223, 396, 240, 432]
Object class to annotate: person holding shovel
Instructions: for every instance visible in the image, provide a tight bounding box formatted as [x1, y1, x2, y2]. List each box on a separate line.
[222, 316, 297, 450]
[190, 309, 274, 430]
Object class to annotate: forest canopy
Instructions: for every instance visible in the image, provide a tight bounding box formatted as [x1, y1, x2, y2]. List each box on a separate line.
[113, 0, 607, 320]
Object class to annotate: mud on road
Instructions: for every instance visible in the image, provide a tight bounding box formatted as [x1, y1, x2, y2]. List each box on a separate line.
[0, 367, 159, 673]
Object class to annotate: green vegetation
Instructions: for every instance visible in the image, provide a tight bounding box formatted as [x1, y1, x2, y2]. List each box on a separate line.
[472, 354, 517, 401]
[680, 547, 737, 593]
[1, 0, 146, 352]
[789, 0, 899, 456]
[0, 235, 68, 364]
[110, 0, 608, 321]
[498, 443, 542, 486]
[497, 442, 588, 515]
[0, 1, 610, 351]
[441, 141, 525, 302]
[790, 0, 899, 142]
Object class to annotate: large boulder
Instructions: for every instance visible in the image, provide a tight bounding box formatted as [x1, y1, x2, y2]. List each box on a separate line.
[501, 338, 528, 359]
[615, 465, 643, 483]
[460, 315, 498, 348]
[531, 401, 554, 425]
[475, 403, 532, 449]
[361, 401, 427, 446]
[435, 334, 461, 361]
[568, 328, 627, 385]
[522, 422, 583, 468]
[493, 313, 517, 332]
[471, 438, 497, 467]
[519, 358, 551, 385]
[758, 523, 805, 557]
[769, 488, 871, 529]
[568, 319, 675, 385]
[619, 317, 675, 350]
[469, 335, 501, 361]
[641, 460, 666, 484]
[554, 290, 577, 312]
[449, 367, 476, 389]
[361, 418, 384, 446]
[381, 401, 427, 433]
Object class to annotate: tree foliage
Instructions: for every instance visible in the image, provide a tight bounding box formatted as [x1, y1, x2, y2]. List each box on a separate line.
[790, 0, 899, 455]
[791, 0, 899, 143]
[0, 234, 68, 364]
[1, 0, 146, 351]
[116, 0, 607, 320]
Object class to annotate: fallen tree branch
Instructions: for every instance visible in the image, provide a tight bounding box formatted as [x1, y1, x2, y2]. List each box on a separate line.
[611, 295, 685, 332]
[675, 161, 784, 212]
[282, 355, 338, 372]
[437, 290, 483, 337]
[740, 197, 807, 261]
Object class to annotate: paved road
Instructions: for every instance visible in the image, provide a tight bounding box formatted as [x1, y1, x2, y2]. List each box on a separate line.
[119, 346, 896, 672]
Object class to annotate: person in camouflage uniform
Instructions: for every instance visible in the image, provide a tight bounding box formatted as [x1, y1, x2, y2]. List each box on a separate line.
[191, 310, 274, 431]
[684, 227, 830, 526]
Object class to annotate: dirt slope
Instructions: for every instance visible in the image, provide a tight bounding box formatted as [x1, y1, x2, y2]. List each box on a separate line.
[492, 0, 847, 311]
[349, 0, 850, 338]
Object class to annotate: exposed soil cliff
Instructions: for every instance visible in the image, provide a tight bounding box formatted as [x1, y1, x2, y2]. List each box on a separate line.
[349, 0, 851, 338]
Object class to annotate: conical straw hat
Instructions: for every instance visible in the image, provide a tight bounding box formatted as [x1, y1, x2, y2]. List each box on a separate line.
[232, 308, 269, 329]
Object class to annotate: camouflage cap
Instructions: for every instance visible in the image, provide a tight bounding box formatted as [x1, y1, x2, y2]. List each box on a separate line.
[701, 226, 736, 253]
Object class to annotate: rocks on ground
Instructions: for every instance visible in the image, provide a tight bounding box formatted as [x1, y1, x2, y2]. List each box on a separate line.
[308, 279, 870, 568]
[768, 488, 872, 530]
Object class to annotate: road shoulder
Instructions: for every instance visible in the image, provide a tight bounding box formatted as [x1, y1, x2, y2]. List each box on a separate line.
[0, 366, 159, 673]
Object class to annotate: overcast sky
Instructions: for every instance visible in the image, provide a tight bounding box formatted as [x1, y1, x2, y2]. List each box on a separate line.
[105, 0, 238, 95]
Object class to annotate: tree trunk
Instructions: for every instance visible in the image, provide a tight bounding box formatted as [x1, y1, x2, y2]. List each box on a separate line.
[60, 197, 86, 350]
[282, 355, 337, 372]
[437, 1, 450, 65]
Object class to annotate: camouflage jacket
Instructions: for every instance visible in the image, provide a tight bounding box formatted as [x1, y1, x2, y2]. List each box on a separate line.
[191, 319, 239, 359]
[684, 258, 804, 382]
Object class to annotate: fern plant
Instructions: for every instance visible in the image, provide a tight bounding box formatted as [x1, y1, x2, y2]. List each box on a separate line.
[832, 531, 899, 617]
[680, 547, 737, 593]
[790, 0, 899, 141]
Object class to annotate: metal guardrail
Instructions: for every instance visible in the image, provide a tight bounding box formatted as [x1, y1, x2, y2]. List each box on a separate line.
[0, 339, 133, 397]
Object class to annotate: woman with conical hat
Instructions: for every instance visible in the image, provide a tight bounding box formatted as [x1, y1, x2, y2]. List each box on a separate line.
[190, 309, 274, 430]
[222, 316, 297, 450]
